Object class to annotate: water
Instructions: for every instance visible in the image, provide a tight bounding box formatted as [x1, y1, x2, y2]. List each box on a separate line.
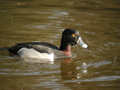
[0, 0, 120, 90]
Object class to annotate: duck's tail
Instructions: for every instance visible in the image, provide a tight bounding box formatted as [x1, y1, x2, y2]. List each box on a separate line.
[0, 47, 9, 51]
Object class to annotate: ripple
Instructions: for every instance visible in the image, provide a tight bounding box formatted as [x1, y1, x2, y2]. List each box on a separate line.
[84, 76, 120, 82]
[89, 60, 112, 68]
[64, 75, 120, 83]
[104, 42, 120, 47]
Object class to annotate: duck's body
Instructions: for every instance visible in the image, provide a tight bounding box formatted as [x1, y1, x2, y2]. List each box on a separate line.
[8, 42, 68, 61]
[6, 29, 88, 61]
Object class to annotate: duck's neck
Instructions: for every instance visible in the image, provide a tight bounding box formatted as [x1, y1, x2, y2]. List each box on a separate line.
[60, 42, 72, 56]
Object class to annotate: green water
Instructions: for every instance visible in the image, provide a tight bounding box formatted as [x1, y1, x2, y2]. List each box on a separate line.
[0, 0, 120, 90]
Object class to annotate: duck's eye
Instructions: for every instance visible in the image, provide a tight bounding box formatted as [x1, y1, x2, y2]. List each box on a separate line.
[72, 34, 76, 37]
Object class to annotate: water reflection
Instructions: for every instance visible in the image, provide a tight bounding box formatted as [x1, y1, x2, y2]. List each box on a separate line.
[61, 58, 120, 89]
[0, 56, 120, 90]
[61, 58, 92, 81]
[0, 0, 120, 90]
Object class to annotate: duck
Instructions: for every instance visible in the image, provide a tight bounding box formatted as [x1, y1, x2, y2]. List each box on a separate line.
[7, 28, 88, 61]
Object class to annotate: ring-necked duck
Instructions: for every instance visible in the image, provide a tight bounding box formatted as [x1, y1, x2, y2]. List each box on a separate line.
[7, 29, 88, 61]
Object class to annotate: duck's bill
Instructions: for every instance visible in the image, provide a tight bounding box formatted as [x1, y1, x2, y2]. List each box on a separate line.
[77, 37, 88, 48]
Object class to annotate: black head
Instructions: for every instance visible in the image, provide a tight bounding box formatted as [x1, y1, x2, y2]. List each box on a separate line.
[60, 28, 88, 50]
[61, 28, 80, 46]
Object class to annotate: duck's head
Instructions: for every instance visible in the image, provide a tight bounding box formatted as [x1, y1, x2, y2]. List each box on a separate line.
[60, 29, 88, 50]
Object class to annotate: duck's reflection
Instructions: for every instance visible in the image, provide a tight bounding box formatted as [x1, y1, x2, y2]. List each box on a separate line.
[61, 58, 88, 80]
[61, 58, 77, 80]
[60, 58, 89, 89]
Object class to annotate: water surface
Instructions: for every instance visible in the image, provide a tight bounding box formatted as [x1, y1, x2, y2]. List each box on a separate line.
[0, 0, 120, 90]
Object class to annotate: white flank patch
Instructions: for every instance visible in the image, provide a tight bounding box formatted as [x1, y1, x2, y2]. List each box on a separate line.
[17, 48, 54, 62]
